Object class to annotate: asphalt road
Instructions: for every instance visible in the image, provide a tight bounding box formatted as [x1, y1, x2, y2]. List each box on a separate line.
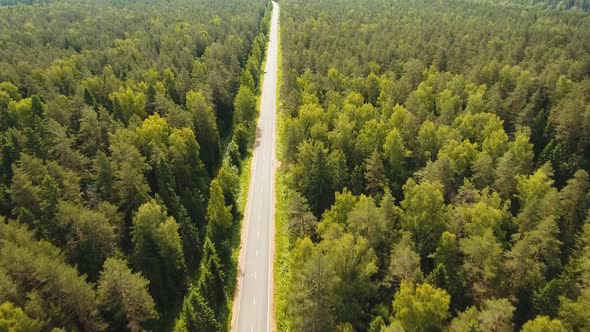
[233, 2, 279, 332]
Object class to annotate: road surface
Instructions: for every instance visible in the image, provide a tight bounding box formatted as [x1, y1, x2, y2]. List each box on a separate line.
[232, 1, 279, 332]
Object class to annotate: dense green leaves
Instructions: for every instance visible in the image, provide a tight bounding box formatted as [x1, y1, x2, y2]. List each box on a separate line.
[277, 0, 590, 330]
[391, 282, 451, 332]
[97, 258, 157, 331]
[0, 0, 271, 329]
[0, 221, 103, 331]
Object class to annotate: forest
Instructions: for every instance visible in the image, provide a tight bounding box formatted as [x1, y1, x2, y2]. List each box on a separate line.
[275, 0, 590, 331]
[0, 0, 271, 330]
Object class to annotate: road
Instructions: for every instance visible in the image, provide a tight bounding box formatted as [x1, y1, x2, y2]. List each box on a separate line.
[232, 1, 279, 332]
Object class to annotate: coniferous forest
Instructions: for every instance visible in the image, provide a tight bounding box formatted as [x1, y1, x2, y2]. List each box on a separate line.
[1, 0, 590, 330]
[275, 0, 590, 331]
[0, 0, 272, 330]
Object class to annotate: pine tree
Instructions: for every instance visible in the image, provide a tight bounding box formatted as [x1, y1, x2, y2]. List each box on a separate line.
[0, 222, 104, 331]
[287, 191, 317, 239]
[186, 90, 220, 176]
[0, 302, 42, 332]
[460, 229, 504, 304]
[205, 179, 233, 264]
[391, 282, 450, 332]
[400, 179, 448, 258]
[39, 174, 60, 223]
[521, 316, 567, 332]
[83, 87, 96, 107]
[559, 170, 589, 258]
[233, 86, 257, 126]
[92, 151, 115, 203]
[383, 128, 410, 182]
[196, 237, 226, 314]
[365, 150, 387, 197]
[131, 201, 185, 308]
[288, 239, 337, 332]
[24, 116, 48, 160]
[145, 84, 157, 116]
[175, 289, 221, 332]
[385, 232, 423, 285]
[97, 258, 157, 331]
[306, 144, 333, 217]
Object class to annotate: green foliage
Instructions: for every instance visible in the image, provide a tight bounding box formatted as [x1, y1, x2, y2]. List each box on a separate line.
[0, 222, 103, 331]
[400, 179, 449, 257]
[288, 237, 338, 332]
[174, 289, 221, 332]
[205, 179, 233, 263]
[276, 0, 590, 328]
[97, 258, 157, 331]
[109, 87, 146, 125]
[186, 90, 220, 175]
[305, 142, 334, 216]
[0, 302, 42, 332]
[365, 150, 388, 197]
[450, 298, 515, 332]
[287, 191, 317, 239]
[196, 237, 226, 315]
[0, 0, 271, 329]
[460, 229, 505, 303]
[385, 232, 423, 285]
[391, 282, 451, 332]
[521, 316, 568, 332]
[131, 201, 185, 309]
[233, 86, 257, 126]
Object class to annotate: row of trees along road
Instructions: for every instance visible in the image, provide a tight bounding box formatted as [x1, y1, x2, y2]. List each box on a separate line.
[0, 0, 272, 330]
[277, 0, 590, 331]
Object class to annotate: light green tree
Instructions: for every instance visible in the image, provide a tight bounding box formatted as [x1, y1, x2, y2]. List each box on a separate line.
[392, 281, 451, 332]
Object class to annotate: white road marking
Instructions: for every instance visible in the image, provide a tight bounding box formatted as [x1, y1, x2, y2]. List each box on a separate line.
[232, 3, 279, 332]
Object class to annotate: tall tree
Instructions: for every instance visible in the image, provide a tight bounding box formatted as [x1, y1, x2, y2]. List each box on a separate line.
[521, 316, 568, 332]
[559, 170, 589, 257]
[131, 201, 185, 309]
[195, 237, 226, 315]
[287, 191, 317, 239]
[288, 238, 338, 332]
[174, 289, 221, 332]
[450, 298, 515, 332]
[305, 143, 333, 217]
[205, 179, 233, 264]
[391, 282, 451, 332]
[385, 232, 423, 286]
[323, 231, 378, 329]
[186, 90, 220, 175]
[365, 150, 387, 197]
[0, 222, 104, 331]
[460, 229, 505, 304]
[347, 195, 388, 252]
[400, 179, 448, 257]
[233, 85, 257, 126]
[97, 258, 157, 331]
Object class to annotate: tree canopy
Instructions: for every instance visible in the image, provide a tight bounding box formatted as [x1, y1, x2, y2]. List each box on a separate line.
[0, 0, 272, 329]
[276, 0, 590, 330]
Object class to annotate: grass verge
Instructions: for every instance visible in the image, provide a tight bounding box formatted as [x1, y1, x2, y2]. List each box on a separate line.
[226, 4, 273, 329]
[273, 15, 293, 332]
[225, 154, 252, 331]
